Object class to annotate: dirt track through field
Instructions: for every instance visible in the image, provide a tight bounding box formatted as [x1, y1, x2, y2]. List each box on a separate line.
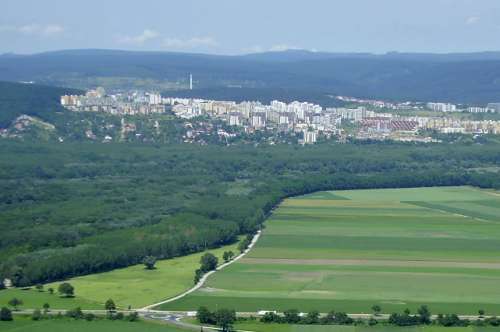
[240, 258, 500, 269]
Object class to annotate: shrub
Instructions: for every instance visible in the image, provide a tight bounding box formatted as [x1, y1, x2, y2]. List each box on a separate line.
[32, 309, 42, 321]
[0, 307, 13, 321]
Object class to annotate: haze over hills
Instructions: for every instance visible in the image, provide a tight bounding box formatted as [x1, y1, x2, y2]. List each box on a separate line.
[1, 49, 500, 104]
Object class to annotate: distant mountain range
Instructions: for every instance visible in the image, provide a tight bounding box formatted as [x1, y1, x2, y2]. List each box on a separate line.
[1, 49, 500, 104]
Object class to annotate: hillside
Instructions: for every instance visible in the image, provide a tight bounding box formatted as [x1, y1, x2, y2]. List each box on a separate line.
[2, 50, 500, 104]
[1, 140, 500, 287]
[0, 81, 81, 128]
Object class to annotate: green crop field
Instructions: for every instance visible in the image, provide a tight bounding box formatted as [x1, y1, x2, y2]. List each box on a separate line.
[0, 242, 238, 310]
[160, 187, 500, 314]
[0, 317, 186, 332]
[233, 322, 500, 332]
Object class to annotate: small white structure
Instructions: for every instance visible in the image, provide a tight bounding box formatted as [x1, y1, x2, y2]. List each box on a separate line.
[257, 310, 277, 316]
[3, 278, 12, 288]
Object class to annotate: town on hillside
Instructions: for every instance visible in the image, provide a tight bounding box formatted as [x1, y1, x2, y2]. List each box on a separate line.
[61, 87, 500, 144]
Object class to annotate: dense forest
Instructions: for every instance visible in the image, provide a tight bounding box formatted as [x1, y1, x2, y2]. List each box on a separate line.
[0, 140, 499, 286]
[3, 50, 500, 103]
[0, 81, 81, 128]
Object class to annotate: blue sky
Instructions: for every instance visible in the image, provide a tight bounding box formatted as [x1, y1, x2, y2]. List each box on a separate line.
[2, 0, 500, 54]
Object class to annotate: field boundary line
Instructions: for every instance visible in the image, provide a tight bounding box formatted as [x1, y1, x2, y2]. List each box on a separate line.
[139, 230, 262, 311]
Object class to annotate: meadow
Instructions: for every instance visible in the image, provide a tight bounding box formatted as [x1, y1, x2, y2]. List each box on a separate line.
[161, 187, 500, 314]
[0, 317, 186, 332]
[233, 322, 500, 332]
[0, 242, 238, 310]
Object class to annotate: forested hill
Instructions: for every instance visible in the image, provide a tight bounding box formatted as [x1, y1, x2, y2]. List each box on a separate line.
[0, 140, 499, 286]
[2, 50, 500, 103]
[0, 81, 81, 127]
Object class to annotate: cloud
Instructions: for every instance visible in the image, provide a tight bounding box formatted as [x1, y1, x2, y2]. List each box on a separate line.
[117, 31, 216, 50]
[0, 24, 64, 37]
[465, 16, 480, 25]
[118, 29, 159, 45]
[242, 45, 265, 54]
[162, 36, 218, 50]
[269, 44, 301, 52]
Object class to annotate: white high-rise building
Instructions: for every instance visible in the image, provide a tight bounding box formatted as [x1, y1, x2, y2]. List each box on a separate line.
[303, 130, 317, 144]
[149, 93, 162, 105]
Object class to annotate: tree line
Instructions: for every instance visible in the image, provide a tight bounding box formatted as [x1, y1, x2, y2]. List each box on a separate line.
[0, 140, 499, 286]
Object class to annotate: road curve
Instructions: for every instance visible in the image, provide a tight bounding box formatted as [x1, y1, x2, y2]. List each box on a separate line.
[140, 230, 262, 311]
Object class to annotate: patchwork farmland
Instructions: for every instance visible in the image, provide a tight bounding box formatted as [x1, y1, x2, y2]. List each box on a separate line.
[161, 187, 500, 314]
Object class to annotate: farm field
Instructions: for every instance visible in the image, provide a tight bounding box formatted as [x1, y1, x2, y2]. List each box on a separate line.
[233, 322, 500, 332]
[161, 187, 500, 314]
[0, 317, 186, 332]
[0, 242, 238, 310]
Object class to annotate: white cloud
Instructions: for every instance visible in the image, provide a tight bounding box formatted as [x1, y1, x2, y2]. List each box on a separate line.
[162, 36, 218, 50]
[269, 44, 301, 52]
[0, 24, 64, 37]
[242, 45, 265, 54]
[465, 16, 480, 25]
[118, 29, 159, 45]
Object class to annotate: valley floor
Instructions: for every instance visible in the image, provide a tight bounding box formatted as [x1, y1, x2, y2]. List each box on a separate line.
[160, 187, 500, 315]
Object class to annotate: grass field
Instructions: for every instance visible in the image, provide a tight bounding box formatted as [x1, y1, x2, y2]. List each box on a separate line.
[160, 187, 500, 314]
[233, 322, 500, 332]
[0, 242, 238, 310]
[0, 317, 186, 332]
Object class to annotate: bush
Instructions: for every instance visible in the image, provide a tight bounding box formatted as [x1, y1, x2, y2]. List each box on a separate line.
[32, 309, 42, 321]
[127, 312, 139, 322]
[283, 309, 300, 324]
[8, 298, 22, 310]
[197, 306, 215, 324]
[66, 307, 84, 320]
[142, 256, 157, 270]
[84, 313, 95, 321]
[0, 307, 13, 321]
[58, 283, 74, 297]
[200, 253, 218, 272]
[261, 312, 282, 323]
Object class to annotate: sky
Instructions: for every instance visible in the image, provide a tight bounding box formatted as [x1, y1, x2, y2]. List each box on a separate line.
[2, 0, 500, 55]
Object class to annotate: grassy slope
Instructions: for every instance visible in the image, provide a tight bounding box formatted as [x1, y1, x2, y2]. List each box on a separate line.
[0, 317, 186, 332]
[160, 187, 500, 314]
[0, 242, 238, 310]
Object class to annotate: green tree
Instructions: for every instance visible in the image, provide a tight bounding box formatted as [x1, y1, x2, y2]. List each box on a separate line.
[42, 303, 50, 313]
[304, 310, 320, 324]
[372, 305, 382, 316]
[214, 308, 236, 332]
[194, 269, 203, 285]
[284, 309, 301, 323]
[222, 251, 235, 263]
[66, 307, 84, 319]
[32, 309, 42, 321]
[238, 238, 251, 253]
[35, 284, 44, 292]
[48, 287, 54, 295]
[8, 298, 22, 311]
[58, 282, 74, 297]
[479, 309, 485, 317]
[0, 307, 13, 321]
[197, 306, 214, 324]
[200, 253, 218, 272]
[105, 299, 116, 312]
[127, 312, 139, 322]
[418, 305, 431, 324]
[142, 256, 157, 270]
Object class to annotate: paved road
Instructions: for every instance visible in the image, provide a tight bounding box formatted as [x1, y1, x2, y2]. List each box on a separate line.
[140, 230, 262, 311]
